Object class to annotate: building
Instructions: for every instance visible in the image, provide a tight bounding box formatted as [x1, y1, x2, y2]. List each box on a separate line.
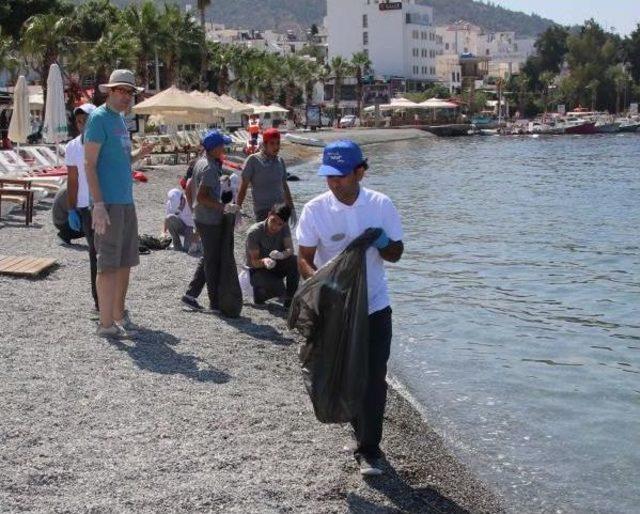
[205, 24, 309, 57]
[436, 21, 536, 80]
[326, 0, 443, 89]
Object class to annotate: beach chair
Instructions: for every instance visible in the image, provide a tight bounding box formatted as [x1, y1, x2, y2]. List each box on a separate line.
[33, 146, 61, 166]
[0, 151, 32, 174]
[19, 147, 54, 170]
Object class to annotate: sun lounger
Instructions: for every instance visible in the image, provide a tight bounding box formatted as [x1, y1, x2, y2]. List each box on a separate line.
[0, 151, 32, 174]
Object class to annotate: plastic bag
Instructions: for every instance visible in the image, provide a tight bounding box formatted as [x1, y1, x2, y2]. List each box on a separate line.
[238, 268, 254, 302]
[287, 229, 381, 424]
[217, 213, 243, 318]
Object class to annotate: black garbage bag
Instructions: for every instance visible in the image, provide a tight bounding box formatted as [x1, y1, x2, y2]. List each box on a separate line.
[287, 229, 381, 424]
[218, 213, 243, 318]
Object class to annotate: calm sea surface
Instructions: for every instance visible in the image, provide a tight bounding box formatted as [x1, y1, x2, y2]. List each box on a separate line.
[291, 133, 640, 513]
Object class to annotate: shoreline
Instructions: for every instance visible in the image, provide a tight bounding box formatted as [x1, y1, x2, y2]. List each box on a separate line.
[280, 127, 433, 167]
[0, 155, 503, 512]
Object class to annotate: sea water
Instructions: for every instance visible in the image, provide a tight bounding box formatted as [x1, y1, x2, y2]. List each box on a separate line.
[291, 133, 640, 513]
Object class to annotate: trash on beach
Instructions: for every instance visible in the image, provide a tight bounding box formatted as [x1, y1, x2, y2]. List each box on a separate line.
[288, 229, 381, 424]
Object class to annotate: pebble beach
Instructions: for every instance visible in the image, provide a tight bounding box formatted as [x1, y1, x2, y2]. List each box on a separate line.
[0, 132, 503, 513]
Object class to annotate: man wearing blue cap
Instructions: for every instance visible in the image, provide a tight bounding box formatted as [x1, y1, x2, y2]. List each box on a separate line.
[297, 140, 404, 477]
[181, 130, 236, 311]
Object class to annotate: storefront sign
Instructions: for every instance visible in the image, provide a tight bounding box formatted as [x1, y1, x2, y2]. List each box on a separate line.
[379, 2, 402, 11]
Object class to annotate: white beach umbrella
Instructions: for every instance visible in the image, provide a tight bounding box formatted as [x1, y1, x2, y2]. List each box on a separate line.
[42, 63, 69, 157]
[8, 75, 31, 145]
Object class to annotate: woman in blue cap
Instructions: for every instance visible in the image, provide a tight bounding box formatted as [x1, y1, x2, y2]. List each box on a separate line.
[181, 130, 237, 311]
[296, 140, 404, 477]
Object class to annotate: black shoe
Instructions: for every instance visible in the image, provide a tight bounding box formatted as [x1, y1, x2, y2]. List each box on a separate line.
[358, 455, 384, 476]
[181, 295, 203, 311]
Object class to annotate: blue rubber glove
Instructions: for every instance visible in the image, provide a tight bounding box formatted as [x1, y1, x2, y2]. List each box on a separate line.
[68, 209, 82, 232]
[372, 229, 390, 250]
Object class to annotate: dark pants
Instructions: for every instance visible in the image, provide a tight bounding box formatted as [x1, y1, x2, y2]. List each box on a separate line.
[79, 208, 98, 310]
[351, 306, 393, 460]
[255, 209, 270, 222]
[250, 255, 299, 303]
[55, 221, 84, 243]
[186, 222, 222, 309]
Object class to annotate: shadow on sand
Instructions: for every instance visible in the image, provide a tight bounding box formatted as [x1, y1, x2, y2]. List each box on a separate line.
[347, 459, 469, 514]
[111, 327, 231, 383]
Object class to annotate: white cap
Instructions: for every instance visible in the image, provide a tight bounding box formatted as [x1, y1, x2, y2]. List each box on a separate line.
[74, 103, 97, 116]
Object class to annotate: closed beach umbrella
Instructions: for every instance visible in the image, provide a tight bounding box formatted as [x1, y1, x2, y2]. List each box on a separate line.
[8, 75, 31, 145]
[42, 64, 68, 150]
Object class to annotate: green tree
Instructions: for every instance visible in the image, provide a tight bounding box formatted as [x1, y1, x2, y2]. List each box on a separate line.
[351, 51, 371, 121]
[329, 56, 354, 118]
[121, 0, 162, 90]
[68, 0, 119, 43]
[0, 27, 18, 79]
[0, 0, 71, 41]
[21, 13, 71, 99]
[88, 24, 138, 103]
[539, 71, 556, 113]
[623, 24, 640, 83]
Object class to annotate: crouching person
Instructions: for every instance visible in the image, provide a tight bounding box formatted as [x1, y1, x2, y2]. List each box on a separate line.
[246, 203, 299, 308]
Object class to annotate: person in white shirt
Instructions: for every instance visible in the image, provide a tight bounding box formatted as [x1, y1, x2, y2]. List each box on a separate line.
[296, 140, 404, 477]
[164, 183, 196, 252]
[65, 103, 98, 311]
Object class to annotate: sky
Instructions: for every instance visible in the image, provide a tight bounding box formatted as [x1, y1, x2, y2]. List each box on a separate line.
[489, 0, 640, 36]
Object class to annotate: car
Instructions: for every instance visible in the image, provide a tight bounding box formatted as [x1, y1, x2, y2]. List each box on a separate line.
[338, 115, 358, 128]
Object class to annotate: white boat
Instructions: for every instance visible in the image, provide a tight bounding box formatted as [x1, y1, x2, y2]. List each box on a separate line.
[595, 121, 620, 133]
[284, 133, 326, 147]
[617, 119, 640, 133]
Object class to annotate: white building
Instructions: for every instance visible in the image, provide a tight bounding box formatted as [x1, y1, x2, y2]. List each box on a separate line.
[205, 24, 308, 57]
[436, 21, 536, 79]
[326, 0, 442, 86]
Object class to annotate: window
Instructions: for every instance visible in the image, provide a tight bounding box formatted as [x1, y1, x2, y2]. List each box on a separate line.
[363, 14, 368, 28]
[363, 32, 368, 45]
[452, 72, 456, 82]
[486, 49, 490, 56]
[363, 49, 369, 57]
[445, 43, 449, 50]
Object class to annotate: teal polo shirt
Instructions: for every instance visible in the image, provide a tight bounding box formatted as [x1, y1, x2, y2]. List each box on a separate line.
[84, 104, 133, 204]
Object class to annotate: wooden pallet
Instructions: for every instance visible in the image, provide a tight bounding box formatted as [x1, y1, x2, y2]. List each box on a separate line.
[0, 255, 57, 278]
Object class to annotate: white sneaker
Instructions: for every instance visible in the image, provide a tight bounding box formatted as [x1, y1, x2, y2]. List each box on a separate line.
[96, 324, 134, 340]
[116, 310, 139, 333]
[359, 456, 384, 476]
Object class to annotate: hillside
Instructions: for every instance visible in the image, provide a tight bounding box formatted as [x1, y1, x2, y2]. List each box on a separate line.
[78, 0, 555, 37]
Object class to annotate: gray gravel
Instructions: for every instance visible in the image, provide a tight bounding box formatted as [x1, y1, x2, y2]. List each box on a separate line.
[0, 163, 503, 513]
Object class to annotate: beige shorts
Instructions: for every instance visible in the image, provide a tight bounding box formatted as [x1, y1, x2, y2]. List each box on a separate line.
[95, 204, 140, 272]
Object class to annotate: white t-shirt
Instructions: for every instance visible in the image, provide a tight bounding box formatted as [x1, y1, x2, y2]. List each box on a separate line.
[64, 135, 90, 208]
[296, 187, 404, 314]
[166, 188, 195, 227]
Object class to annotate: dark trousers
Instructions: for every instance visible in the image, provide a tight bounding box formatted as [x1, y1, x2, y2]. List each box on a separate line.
[79, 208, 98, 310]
[351, 306, 393, 460]
[250, 255, 299, 303]
[55, 221, 84, 243]
[186, 222, 222, 309]
[255, 209, 270, 222]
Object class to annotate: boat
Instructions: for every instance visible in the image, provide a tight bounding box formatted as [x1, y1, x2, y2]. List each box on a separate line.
[562, 118, 597, 135]
[595, 121, 621, 133]
[618, 120, 640, 133]
[284, 133, 326, 147]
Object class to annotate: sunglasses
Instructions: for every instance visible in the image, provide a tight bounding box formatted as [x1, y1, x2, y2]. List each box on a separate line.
[112, 87, 137, 97]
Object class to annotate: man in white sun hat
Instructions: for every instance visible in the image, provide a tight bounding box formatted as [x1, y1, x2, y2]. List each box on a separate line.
[84, 69, 153, 339]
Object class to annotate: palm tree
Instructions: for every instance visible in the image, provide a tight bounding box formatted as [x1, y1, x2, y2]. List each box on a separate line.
[329, 56, 354, 121]
[121, 0, 161, 90]
[282, 56, 306, 113]
[351, 51, 371, 121]
[196, 0, 212, 89]
[0, 28, 18, 80]
[197, 0, 211, 29]
[89, 25, 139, 103]
[21, 14, 71, 100]
[301, 60, 322, 104]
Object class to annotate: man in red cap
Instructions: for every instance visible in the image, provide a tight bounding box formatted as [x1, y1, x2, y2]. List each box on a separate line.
[237, 128, 295, 223]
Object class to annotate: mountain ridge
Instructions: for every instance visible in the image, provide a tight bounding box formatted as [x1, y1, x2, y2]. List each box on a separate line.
[73, 0, 555, 38]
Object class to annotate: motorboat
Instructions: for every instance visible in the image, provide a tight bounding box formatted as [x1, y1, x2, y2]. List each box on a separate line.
[595, 121, 621, 133]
